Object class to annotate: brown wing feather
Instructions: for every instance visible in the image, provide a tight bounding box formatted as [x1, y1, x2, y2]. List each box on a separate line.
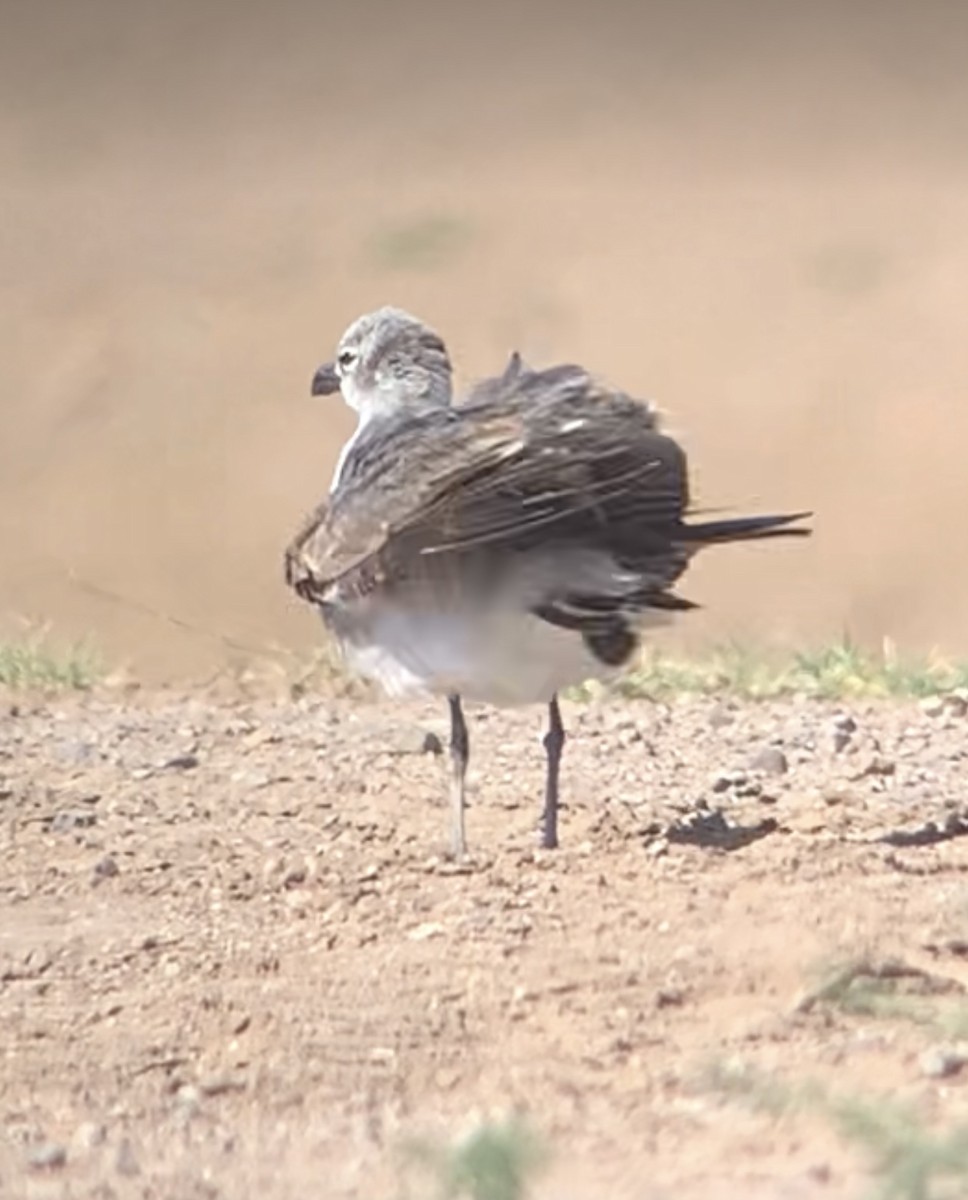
[285, 364, 689, 605]
[284, 408, 529, 602]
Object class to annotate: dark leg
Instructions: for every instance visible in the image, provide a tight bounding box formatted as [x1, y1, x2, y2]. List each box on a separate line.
[541, 694, 565, 849]
[448, 694, 469, 858]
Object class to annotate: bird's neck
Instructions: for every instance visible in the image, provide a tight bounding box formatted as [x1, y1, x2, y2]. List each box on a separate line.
[329, 390, 447, 494]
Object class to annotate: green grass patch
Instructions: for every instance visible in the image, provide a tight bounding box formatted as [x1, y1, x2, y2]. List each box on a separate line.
[574, 636, 968, 702]
[706, 1060, 968, 1200]
[0, 628, 100, 690]
[367, 214, 476, 271]
[398, 1113, 548, 1200]
[796, 957, 968, 1040]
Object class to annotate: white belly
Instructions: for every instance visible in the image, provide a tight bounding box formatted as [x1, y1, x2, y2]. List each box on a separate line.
[327, 599, 631, 706]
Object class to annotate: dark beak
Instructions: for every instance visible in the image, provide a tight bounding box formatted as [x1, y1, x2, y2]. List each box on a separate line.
[311, 362, 341, 396]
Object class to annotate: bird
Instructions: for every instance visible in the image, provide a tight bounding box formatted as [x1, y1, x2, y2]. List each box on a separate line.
[284, 306, 811, 858]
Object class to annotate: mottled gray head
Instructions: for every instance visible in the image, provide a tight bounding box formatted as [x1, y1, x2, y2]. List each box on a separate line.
[311, 306, 453, 419]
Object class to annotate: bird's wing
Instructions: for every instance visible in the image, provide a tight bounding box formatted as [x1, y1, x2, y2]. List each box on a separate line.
[417, 365, 685, 555]
[285, 363, 690, 606]
[283, 404, 530, 601]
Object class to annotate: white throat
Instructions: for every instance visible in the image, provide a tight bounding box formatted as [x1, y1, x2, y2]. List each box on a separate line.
[329, 406, 380, 494]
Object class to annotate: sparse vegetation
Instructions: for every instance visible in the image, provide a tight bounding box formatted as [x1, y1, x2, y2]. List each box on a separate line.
[0, 627, 100, 689]
[286, 632, 968, 704]
[368, 214, 476, 270]
[398, 1114, 548, 1200]
[803, 239, 891, 296]
[589, 636, 968, 701]
[706, 1060, 968, 1200]
[796, 956, 968, 1040]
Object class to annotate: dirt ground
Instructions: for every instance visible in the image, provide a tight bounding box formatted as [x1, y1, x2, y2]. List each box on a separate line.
[5, 4, 968, 1198]
[4, 684, 968, 1199]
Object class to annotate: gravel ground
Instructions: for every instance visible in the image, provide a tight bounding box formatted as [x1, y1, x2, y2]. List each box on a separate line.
[3, 686, 968, 1199]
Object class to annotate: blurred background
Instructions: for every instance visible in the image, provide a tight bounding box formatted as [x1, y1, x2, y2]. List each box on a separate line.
[1, 0, 966, 681]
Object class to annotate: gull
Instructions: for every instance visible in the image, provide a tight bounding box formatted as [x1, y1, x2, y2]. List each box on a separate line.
[284, 307, 811, 857]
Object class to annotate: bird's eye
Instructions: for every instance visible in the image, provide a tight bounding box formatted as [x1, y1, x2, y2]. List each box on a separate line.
[338, 349, 357, 369]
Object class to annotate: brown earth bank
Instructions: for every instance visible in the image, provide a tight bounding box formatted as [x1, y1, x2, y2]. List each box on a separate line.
[4, 685, 968, 1198]
[2, 1, 968, 680]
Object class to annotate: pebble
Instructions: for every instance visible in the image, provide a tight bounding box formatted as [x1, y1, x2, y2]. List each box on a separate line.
[51, 809, 97, 832]
[919, 1046, 968, 1079]
[707, 703, 736, 730]
[408, 921, 446, 941]
[163, 752, 199, 771]
[175, 1084, 202, 1115]
[832, 728, 853, 753]
[198, 1073, 246, 1097]
[115, 1138, 140, 1176]
[27, 1141, 67, 1170]
[72, 1122, 107, 1152]
[92, 855, 120, 880]
[857, 755, 896, 778]
[711, 770, 747, 793]
[750, 747, 788, 775]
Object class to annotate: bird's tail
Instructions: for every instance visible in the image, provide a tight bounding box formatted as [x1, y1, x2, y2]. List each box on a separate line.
[681, 510, 812, 546]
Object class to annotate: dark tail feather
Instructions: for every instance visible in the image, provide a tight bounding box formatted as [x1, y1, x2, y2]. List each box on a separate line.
[682, 510, 812, 546]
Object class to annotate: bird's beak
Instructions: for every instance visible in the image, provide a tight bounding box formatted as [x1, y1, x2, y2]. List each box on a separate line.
[311, 362, 341, 396]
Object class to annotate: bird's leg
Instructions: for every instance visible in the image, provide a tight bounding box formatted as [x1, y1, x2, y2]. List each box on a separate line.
[541, 694, 566, 850]
[448, 693, 469, 858]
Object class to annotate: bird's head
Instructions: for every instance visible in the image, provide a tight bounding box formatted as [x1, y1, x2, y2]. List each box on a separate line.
[311, 306, 453, 420]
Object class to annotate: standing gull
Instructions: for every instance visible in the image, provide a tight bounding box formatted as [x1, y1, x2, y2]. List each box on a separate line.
[284, 307, 811, 856]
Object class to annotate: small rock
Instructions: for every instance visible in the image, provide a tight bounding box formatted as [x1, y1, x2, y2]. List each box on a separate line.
[198, 1073, 246, 1097]
[708, 704, 736, 730]
[72, 1122, 107, 1153]
[784, 809, 830, 834]
[92, 855, 119, 881]
[163, 752, 199, 770]
[920, 696, 946, 719]
[857, 756, 896, 778]
[750, 747, 788, 776]
[711, 769, 746, 793]
[408, 921, 446, 941]
[833, 714, 858, 733]
[919, 1046, 968, 1079]
[822, 785, 852, 805]
[176, 1084, 202, 1112]
[50, 809, 97, 832]
[832, 728, 853, 753]
[806, 1163, 832, 1185]
[28, 1141, 67, 1170]
[115, 1138, 140, 1176]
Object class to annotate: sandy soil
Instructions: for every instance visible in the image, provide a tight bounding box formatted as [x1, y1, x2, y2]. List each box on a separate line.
[4, 684, 968, 1198]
